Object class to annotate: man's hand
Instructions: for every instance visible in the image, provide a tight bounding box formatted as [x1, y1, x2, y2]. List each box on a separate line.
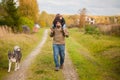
[50, 28, 53, 32]
[63, 28, 69, 38]
[65, 35, 69, 38]
[50, 28, 54, 37]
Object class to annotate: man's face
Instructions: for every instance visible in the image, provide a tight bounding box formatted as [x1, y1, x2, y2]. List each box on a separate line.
[56, 22, 61, 28]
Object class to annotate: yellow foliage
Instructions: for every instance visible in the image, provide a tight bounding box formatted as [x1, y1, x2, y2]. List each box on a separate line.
[40, 21, 46, 27]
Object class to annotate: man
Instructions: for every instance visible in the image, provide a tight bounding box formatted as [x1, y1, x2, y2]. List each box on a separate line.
[50, 21, 69, 71]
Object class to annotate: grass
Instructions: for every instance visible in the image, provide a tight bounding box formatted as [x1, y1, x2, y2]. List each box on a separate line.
[0, 27, 45, 80]
[1, 27, 120, 80]
[70, 28, 120, 54]
[27, 35, 64, 80]
[66, 28, 120, 80]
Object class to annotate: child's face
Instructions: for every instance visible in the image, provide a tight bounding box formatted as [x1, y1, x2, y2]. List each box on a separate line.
[56, 22, 61, 28]
[60, 16, 62, 20]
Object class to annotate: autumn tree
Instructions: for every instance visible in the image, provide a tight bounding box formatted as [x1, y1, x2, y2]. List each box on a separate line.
[68, 15, 78, 25]
[39, 11, 54, 27]
[19, 0, 39, 22]
[38, 11, 47, 27]
[79, 8, 86, 28]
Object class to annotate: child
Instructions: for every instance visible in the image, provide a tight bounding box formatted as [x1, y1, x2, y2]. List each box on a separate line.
[51, 14, 66, 34]
[52, 14, 66, 29]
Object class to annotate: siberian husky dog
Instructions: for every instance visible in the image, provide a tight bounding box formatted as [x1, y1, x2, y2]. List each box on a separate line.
[8, 46, 22, 72]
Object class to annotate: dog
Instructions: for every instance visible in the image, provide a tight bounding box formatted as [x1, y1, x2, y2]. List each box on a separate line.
[8, 46, 22, 72]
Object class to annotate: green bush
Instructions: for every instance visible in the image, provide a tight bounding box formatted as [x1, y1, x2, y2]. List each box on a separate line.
[19, 17, 34, 31]
[0, 18, 6, 25]
[85, 25, 100, 35]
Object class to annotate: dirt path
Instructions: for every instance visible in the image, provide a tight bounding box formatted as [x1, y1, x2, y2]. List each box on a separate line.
[4, 29, 48, 80]
[62, 51, 79, 80]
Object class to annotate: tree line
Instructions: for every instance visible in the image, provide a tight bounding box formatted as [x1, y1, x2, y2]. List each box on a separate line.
[0, 1, 119, 33]
[0, 0, 39, 32]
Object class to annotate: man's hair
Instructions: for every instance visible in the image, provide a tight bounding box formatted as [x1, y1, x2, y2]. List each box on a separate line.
[56, 20, 62, 24]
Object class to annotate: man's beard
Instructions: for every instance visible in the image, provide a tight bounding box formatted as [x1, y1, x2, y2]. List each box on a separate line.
[56, 25, 61, 28]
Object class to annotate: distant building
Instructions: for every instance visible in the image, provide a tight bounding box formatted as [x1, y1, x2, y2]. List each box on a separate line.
[85, 16, 95, 24]
[33, 24, 40, 32]
[22, 25, 30, 34]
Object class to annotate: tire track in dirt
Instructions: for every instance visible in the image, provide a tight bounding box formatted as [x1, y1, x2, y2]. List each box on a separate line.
[72, 37, 100, 66]
[3, 29, 48, 80]
[62, 50, 79, 80]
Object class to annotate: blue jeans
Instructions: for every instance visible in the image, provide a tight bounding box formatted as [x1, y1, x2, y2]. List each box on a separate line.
[53, 44, 65, 67]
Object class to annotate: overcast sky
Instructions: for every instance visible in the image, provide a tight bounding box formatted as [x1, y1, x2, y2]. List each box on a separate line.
[37, 0, 120, 15]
